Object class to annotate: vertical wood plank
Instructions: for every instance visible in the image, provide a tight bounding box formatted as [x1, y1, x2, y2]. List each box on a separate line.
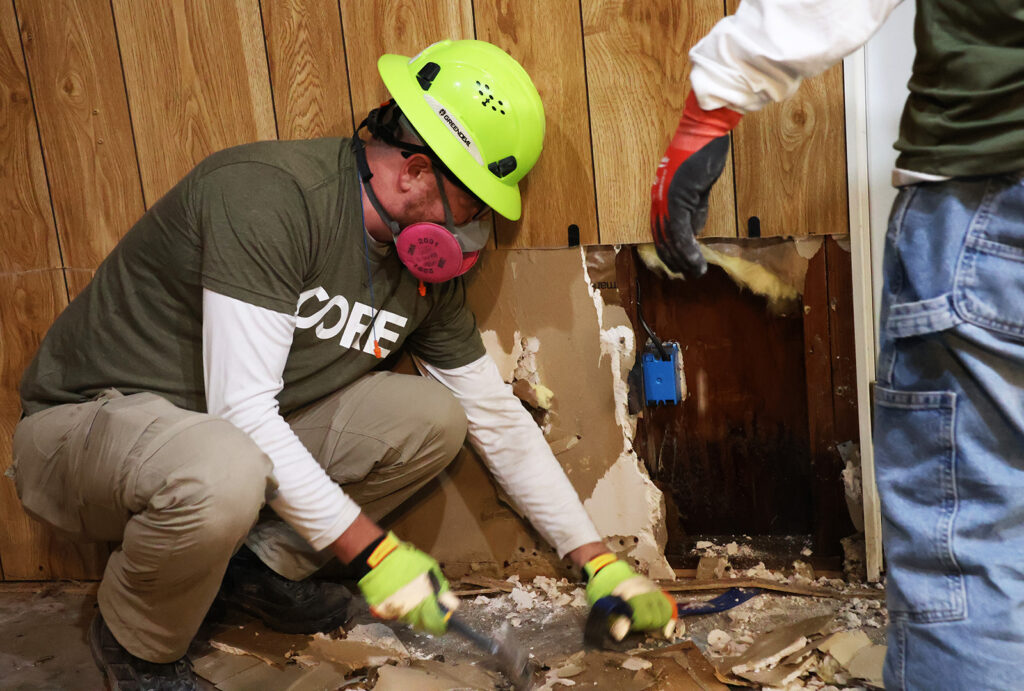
[582, 0, 735, 245]
[0, 271, 108, 580]
[802, 237, 858, 554]
[0, 0, 62, 273]
[112, 0, 276, 204]
[726, 0, 847, 238]
[475, 0, 599, 248]
[261, 0, 354, 140]
[339, 0, 474, 125]
[65, 267, 95, 300]
[17, 0, 145, 271]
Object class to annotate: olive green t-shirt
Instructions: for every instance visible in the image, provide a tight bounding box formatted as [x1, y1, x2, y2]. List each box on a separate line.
[895, 0, 1024, 176]
[20, 138, 485, 417]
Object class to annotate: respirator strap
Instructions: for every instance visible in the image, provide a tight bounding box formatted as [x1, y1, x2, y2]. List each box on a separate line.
[350, 134, 402, 238]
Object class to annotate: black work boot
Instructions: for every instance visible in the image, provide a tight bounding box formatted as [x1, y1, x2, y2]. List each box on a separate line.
[89, 612, 198, 691]
[217, 546, 352, 634]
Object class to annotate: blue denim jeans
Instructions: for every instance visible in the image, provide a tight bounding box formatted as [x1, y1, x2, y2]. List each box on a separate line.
[875, 172, 1024, 691]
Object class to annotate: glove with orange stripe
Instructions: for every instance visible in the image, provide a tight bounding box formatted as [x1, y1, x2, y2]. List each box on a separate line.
[584, 553, 679, 641]
[355, 532, 458, 635]
[651, 91, 742, 279]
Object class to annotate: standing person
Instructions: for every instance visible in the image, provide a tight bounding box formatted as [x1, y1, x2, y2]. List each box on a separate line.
[651, 2, 1024, 689]
[13, 39, 677, 691]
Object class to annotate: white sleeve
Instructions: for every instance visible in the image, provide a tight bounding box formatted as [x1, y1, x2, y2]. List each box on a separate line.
[690, 0, 904, 112]
[414, 354, 603, 558]
[203, 289, 360, 551]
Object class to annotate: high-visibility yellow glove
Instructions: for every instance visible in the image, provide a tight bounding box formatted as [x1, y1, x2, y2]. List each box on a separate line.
[584, 553, 679, 641]
[356, 532, 458, 636]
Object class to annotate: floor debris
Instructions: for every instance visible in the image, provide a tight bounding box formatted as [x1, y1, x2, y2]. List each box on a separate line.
[1, 559, 888, 690]
[708, 613, 886, 689]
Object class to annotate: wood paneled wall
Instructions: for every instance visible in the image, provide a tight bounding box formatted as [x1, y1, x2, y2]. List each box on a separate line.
[0, 0, 848, 580]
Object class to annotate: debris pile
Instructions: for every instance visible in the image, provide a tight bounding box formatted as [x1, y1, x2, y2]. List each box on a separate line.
[708, 615, 886, 689]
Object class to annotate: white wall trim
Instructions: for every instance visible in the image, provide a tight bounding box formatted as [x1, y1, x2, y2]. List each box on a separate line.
[843, 47, 883, 582]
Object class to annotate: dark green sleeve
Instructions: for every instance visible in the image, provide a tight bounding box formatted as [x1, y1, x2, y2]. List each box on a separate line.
[406, 278, 486, 369]
[197, 163, 311, 314]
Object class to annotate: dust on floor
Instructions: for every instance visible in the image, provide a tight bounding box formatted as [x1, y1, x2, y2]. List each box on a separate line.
[0, 560, 886, 691]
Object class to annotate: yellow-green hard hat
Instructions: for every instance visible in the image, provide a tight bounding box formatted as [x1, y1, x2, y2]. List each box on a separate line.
[378, 39, 545, 221]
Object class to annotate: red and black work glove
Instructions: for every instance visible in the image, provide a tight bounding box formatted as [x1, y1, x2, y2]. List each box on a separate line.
[651, 91, 742, 279]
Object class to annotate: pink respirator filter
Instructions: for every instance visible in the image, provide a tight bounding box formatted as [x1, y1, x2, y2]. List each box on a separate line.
[395, 222, 479, 283]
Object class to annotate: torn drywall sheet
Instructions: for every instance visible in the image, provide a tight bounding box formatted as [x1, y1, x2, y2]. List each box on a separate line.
[838, 440, 865, 532]
[581, 247, 674, 580]
[479, 328, 523, 382]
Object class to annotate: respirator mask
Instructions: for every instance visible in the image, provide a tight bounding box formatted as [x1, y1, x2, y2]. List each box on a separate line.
[351, 103, 492, 283]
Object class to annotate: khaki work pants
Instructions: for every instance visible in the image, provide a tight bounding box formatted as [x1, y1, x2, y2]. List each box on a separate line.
[11, 372, 467, 662]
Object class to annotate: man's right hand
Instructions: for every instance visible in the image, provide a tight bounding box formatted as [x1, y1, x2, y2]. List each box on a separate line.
[355, 531, 458, 635]
[651, 92, 742, 279]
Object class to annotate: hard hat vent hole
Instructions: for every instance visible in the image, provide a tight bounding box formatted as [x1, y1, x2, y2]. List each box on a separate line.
[474, 82, 506, 115]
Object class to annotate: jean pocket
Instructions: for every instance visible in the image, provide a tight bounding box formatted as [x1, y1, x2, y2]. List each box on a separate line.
[954, 181, 1024, 340]
[873, 386, 966, 623]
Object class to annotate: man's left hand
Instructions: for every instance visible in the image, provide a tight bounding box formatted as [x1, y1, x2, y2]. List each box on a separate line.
[584, 554, 678, 640]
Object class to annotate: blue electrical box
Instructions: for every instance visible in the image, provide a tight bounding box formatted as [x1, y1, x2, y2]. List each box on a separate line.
[642, 342, 681, 406]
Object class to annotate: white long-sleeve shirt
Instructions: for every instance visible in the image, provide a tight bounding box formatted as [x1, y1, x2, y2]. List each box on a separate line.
[202, 288, 601, 557]
[689, 0, 904, 113]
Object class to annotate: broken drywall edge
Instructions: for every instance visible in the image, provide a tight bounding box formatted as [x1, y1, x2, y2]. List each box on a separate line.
[514, 336, 542, 385]
[845, 643, 886, 687]
[580, 247, 673, 580]
[817, 629, 871, 668]
[600, 325, 637, 432]
[838, 440, 865, 532]
[794, 236, 825, 260]
[480, 328, 523, 382]
[583, 451, 674, 580]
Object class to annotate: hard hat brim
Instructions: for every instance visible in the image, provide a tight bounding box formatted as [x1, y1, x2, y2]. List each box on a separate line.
[377, 53, 522, 221]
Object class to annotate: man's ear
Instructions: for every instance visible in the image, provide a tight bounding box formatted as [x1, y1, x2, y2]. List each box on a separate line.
[397, 152, 434, 194]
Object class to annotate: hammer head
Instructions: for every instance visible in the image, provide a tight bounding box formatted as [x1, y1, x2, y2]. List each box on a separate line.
[492, 622, 533, 690]
[583, 595, 633, 649]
